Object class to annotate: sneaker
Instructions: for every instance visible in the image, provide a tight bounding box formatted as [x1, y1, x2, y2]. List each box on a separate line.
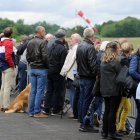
[134, 133, 140, 140]
[115, 131, 124, 137]
[117, 130, 129, 135]
[34, 112, 48, 118]
[51, 110, 62, 116]
[79, 124, 99, 133]
[101, 130, 108, 139]
[29, 114, 34, 117]
[42, 110, 50, 115]
[79, 124, 84, 131]
[68, 114, 74, 118]
[73, 117, 78, 121]
[94, 113, 100, 127]
[108, 134, 122, 140]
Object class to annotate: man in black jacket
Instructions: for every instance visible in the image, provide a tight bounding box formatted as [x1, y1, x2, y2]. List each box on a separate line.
[76, 28, 98, 132]
[43, 29, 67, 115]
[26, 26, 49, 118]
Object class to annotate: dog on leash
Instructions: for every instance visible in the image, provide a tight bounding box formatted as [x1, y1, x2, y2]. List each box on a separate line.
[5, 84, 31, 113]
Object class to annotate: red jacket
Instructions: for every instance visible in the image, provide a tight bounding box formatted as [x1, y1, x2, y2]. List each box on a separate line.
[0, 38, 15, 70]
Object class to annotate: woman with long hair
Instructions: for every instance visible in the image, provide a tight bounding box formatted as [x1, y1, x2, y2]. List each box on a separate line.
[100, 42, 122, 140]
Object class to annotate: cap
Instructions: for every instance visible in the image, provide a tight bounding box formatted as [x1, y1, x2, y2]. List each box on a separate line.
[55, 29, 66, 38]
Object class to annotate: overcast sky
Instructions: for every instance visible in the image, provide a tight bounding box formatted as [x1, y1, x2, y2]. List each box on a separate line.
[0, 0, 139, 27]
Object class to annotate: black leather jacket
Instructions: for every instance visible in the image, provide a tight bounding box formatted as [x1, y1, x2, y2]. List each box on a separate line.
[47, 39, 67, 74]
[76, 38, 97, 79]
[26, 36, 49, 69]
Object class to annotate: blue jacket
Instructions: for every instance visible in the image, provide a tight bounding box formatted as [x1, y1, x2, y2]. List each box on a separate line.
[129, 55, 140, 81]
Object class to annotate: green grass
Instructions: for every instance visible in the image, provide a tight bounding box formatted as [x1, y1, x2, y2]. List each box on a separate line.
[102, 37, 140, 50]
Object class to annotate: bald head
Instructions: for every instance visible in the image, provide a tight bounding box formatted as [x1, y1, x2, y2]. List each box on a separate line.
[35, 26, 46, 38]
[3, 27, 13, 38]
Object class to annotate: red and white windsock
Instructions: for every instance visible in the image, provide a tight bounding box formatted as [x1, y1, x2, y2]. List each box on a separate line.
[77, 10, 98, 32]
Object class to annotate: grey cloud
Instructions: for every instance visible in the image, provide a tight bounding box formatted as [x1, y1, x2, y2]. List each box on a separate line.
[0, 0, 139, 27]
[0, 0, 69, 13]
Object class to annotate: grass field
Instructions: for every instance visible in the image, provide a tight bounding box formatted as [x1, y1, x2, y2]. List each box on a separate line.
[102, 37, 140, 50]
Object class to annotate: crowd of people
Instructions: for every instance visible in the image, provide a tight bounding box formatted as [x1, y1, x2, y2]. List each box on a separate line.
[0, 26, 140, 140]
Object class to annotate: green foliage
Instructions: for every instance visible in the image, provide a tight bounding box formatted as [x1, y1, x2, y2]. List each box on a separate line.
[0, 16, 140, 39]
[0, 18, 14, 32]
[100, 17, 140, 37]
[66, 25, 85, 37]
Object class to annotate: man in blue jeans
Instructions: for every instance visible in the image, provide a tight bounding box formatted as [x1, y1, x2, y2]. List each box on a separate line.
[26, 26, 49, 118]
[76, 28, 98, 133]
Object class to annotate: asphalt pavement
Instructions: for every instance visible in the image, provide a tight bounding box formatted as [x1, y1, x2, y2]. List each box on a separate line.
[0, 111, 134, 140]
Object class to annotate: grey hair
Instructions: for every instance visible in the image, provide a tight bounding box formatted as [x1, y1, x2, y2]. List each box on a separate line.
[83, 28, 94, 38]
[35, 26, 45, 33]
[72, 33, 82, 43]
[45, 33, 54, 39]
[45, 33, 55, 41]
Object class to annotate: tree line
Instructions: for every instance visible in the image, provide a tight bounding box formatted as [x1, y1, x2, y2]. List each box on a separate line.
[0, 16, 139, 40]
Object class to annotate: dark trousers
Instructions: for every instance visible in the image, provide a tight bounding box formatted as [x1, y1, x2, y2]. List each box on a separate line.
[103, 96, 121, 134]
[135, 99, 140, 133]
[18, 61, 27, 92]
[44, 74, 65, 112]
[73, 87, 80, 119]
[132, 89, 140, 134]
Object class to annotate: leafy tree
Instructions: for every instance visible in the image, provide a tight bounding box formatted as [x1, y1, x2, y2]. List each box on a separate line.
[0, 16, 140, 39]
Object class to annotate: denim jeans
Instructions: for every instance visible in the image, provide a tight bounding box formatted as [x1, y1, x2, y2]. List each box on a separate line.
[43, 74, 65, 112]
[78, 79, 95, 125]
[18, 61, 27, 92]
[94, 96, 103, 118]
[66, 78, 76, 109]
[29, 69, 47, 115]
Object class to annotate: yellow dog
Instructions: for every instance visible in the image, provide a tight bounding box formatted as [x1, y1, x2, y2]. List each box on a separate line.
[5, 84, 31, 113]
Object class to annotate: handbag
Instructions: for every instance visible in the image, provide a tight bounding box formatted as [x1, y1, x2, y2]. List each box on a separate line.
[116, 65, 137, 89]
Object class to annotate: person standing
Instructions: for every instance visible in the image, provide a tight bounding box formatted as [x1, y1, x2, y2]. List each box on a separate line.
[116, 42, 133, 135]
[60, 33, 82, 118]
[26, 26, 49, 118]
[76, 28, 98, 132]
[129, 47, 140, 140]
[0, 27, 16, 112]
[43, 29, 67, 115]
[100, 42, 122, 140]
[17, 35, 33, 92]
